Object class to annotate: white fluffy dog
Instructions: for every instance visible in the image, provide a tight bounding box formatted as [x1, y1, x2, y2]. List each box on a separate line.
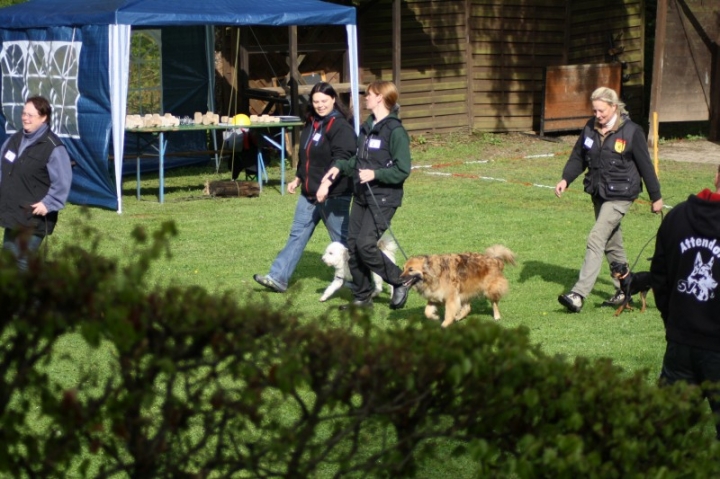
[320, 232, 398, 302]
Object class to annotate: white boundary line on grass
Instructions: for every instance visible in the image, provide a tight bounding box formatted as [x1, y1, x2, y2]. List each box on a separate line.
[415, 156, 675, 209]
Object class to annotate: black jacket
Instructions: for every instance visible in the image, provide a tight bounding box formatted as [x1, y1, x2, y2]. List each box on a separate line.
[651, 192, 720, 352]
[562, 116, 662, 202]
[296, 109, 355, 202]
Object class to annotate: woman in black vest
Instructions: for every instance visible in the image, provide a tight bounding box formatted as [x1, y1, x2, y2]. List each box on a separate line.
[555, 87, 663, 312]
[0, 96, 72, 270]
[317, 80, 412, 310]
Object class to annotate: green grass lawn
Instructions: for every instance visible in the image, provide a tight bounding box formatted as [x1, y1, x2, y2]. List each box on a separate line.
[41, 132, 720, 476]
[53, 132, 714, 380]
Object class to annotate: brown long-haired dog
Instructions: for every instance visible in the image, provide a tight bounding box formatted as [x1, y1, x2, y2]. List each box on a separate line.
[400, 245, 516, 327]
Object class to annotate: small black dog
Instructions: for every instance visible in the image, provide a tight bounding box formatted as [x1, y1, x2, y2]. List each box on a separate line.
[609, 261, 652, 316]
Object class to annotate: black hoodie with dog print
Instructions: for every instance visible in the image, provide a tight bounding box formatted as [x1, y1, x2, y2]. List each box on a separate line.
[651, 190, 720, 352]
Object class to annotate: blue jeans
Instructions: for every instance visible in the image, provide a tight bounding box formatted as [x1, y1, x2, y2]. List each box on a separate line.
[3, 229, 44, 271]
[267, 194, 350, 289]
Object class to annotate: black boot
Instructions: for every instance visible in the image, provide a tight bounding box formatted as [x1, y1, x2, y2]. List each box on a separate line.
[389, 284, 409, 310]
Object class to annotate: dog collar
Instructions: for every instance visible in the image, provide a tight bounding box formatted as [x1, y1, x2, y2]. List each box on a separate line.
[617, 271, 630, 280]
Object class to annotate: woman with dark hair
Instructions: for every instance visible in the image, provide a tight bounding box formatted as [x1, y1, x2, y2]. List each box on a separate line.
[0, 95, 72, 270]
[316, 80, 412, 310]
[254, 82, 357, 293]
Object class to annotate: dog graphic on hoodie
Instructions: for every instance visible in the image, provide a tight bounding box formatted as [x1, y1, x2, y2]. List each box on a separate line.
[678, 252, 718, 302]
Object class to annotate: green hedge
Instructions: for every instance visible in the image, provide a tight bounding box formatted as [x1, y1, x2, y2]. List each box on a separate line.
[0, 222, 717, 478]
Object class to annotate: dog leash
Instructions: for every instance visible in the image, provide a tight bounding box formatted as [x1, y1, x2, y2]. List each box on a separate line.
[365, 182, 409, 261]
[628, 208, 665, 272]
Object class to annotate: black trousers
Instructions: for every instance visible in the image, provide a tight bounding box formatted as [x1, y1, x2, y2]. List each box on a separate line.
[346, 200, 403, 300]
[660, 340, 720, 439]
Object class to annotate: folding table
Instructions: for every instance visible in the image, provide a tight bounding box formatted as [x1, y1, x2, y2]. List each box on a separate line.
[126, 121, 303, 203]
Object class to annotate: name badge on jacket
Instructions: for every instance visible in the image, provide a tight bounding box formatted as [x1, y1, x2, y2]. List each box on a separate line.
[583, 137, 593, 149]
[368, 139, 381, 149]
[4, 151, 16, 162]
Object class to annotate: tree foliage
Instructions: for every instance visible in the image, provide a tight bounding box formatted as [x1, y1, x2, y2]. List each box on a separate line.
[0, 220, 718, 478]
[0, 0, 26, 7]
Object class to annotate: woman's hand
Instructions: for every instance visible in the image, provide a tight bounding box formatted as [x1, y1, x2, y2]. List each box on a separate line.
[316, 182, 330, 203]
[651, 198, 664, 213]
[358, 169, 375, 184]
[554, 179, 567, 198]
[31, 201, 48, 216]
[287, 177, 301, 194]
[317, 167, 340, 203]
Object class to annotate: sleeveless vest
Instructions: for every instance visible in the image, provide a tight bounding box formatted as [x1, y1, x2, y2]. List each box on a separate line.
[0, 128, 62, 235]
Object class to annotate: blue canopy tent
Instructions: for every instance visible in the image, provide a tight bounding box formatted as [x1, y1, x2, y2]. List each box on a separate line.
[0, 0, 359, 212]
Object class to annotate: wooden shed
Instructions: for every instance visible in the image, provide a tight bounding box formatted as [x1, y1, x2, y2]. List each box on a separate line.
[216, 0, 647, 136]
[648, 0, 720, 144]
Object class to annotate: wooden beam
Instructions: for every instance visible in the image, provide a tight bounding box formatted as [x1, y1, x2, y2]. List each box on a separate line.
[243, 43, 348, 54]
[563, 0, 571, 65]
[465, 0, 474, 132]
[639, 0, 647, 121]
[289, 26, 300, 165]
[675, 0, 714, 50]
[239, 28, 250, 115]
[711, 43, 720, 141]
[392, 0, 401, 87]
[648, 0, 668, 148]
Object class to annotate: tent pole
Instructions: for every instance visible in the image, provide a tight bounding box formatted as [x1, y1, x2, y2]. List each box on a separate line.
[109, 24, 131, 213]
[347, 24, 360, 134]
[205, 25, 220, 171]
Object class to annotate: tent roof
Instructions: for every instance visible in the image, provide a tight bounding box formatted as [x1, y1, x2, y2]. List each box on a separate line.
[0, 0, 356, 28]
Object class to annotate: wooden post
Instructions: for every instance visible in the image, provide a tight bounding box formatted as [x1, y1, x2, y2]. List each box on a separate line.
[464, 0, 473, 132]
[653, 111, 659, 176]
[648, 0, 668, 148]
[710, 42, 720, 141]
[289, 26, 300, 166]
[392, 0, 401, 87]
[239, 27, 250, 115]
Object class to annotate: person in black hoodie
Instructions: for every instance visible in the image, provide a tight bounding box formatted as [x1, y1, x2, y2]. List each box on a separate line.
[555, 87, 663, 312]
[651, 165, 720, 438]
[254, 83, 356, 293]
[317, 80, 412, 310]
[0, 96, 72, 271]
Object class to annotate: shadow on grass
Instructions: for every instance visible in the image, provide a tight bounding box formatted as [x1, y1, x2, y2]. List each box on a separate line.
[518, 259, 615, 292]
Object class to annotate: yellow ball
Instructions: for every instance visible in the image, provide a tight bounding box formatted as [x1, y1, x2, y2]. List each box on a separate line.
[232, 114, 251, 126]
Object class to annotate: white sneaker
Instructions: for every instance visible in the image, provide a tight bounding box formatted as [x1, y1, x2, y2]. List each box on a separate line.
[558, 292, 583, 313]
[602, 290, 630, 307]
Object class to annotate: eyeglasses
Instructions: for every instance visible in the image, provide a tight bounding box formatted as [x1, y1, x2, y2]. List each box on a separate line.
[21, 112, 39, 118]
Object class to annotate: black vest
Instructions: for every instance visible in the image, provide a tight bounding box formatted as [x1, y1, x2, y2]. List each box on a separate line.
[354, 116, 404, 207]
[580, 118, 642, 201]
[0, 128, 62, 236]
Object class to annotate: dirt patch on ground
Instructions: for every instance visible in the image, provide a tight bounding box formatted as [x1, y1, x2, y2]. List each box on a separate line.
[657, 139, 720, 165]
